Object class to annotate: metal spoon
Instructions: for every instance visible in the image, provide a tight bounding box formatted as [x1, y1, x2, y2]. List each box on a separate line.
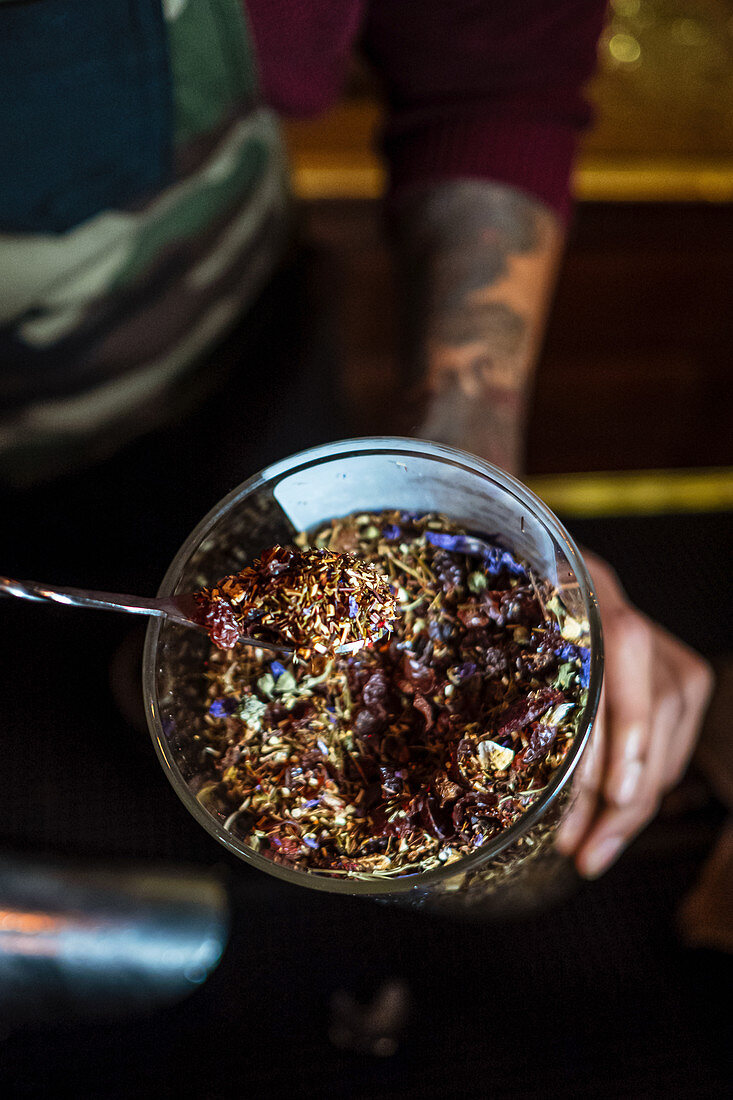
[0, 576, 382, 656]
[0, 575, 293, 655]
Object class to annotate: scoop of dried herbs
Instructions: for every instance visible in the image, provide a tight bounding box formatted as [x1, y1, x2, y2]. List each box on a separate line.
[193, 543, 398, 657]
[191, 512, 591, 880]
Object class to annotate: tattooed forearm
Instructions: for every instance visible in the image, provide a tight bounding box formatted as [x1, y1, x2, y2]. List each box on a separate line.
[392, 181, 563, 475]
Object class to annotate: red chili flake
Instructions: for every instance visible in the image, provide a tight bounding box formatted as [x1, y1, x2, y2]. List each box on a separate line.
[516, 722, 559, 766]
[362, 669, 390, 707]
[421, 797, 453, 840]
[412, 692, 434, 731]
[401, 653, 436, 695]
[192, 594, 241, 649]
[354, 707, 386, 738]
[497, 688, 564, 738]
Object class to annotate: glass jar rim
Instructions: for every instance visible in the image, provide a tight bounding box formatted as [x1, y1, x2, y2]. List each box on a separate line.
[144, 437, 603, 895]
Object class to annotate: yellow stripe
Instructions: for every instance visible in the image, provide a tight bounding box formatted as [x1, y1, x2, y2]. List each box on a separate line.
[284, 106, 733, 202]
[575, 158, 733, 204]
[525, 468, 733, 518]
[288, 157, 733, 203]
[290, 160, 384, 201]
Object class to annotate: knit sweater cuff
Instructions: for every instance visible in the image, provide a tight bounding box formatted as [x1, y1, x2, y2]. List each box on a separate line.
[384, 113, 579, 225]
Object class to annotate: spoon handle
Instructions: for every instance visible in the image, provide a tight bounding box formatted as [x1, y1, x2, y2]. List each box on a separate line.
[0, 576, 194, 625]
[0, 576, 295, 653]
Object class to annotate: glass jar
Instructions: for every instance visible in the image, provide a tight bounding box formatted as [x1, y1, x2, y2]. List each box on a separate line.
[143, 438, 603, 917]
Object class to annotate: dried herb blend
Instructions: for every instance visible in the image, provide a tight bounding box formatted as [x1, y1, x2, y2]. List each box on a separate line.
[193, 544, 398, 656]
[192, 512, 591, 880]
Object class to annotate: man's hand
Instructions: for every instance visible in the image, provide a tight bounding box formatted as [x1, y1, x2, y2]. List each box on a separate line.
[556, 550, 714, 877]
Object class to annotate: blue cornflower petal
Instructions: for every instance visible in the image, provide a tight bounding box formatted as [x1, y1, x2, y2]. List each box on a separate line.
[554, 643, 591, 688]
[425, 531, 470, 553]
[456, 661, 478, 681]
[208, 697, 238, 718]
[424, 531, 525, 577]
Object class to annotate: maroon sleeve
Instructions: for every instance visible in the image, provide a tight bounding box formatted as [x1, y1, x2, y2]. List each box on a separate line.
[362, 0, 608, 221]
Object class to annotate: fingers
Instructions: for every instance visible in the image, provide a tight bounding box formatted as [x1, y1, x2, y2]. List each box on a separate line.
[655, 629, 714, 789]
[555, 688, 607, 855]
[575, 647, 676, 878]
[553, 548, 714, 881]
[601, 606, 654, 809]
[571, 630, 714, 879]
[558, 600, 657, 877]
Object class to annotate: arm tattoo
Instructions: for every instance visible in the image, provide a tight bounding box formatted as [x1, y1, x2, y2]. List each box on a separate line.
[393, 181, 562, 475]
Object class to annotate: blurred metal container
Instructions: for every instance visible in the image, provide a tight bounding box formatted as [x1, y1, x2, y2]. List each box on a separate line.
[0, 854, 228, 1030]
